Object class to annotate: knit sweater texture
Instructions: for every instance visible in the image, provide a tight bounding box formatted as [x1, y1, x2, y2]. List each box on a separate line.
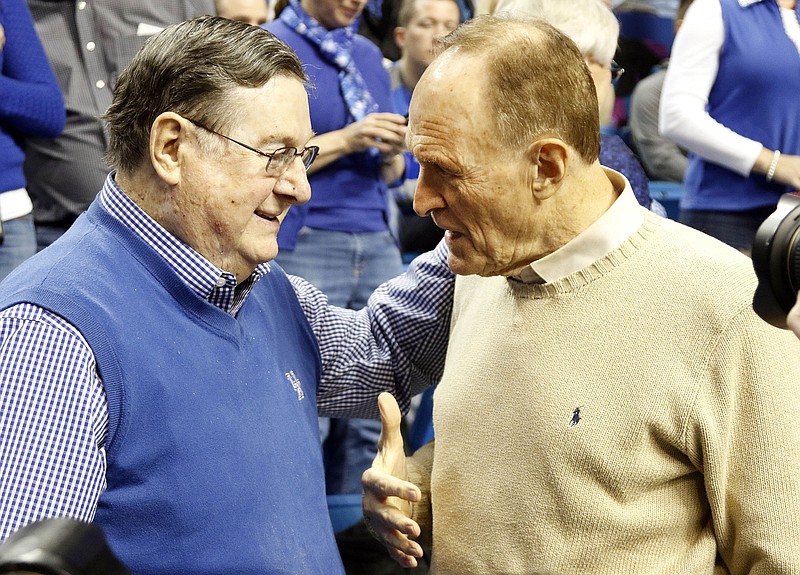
[414, 212, 800, 574]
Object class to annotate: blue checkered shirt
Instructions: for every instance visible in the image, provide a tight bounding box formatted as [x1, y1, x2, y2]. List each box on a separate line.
[0, 175, 453, 540]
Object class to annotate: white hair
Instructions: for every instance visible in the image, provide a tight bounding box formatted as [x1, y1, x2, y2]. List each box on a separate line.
[492, 0, 619, 65]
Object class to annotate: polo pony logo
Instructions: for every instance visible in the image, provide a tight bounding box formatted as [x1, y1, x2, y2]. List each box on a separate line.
[285, 370, 305, 401]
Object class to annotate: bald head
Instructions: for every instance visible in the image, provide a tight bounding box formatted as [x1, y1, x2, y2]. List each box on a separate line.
[431, 15, 600, 162]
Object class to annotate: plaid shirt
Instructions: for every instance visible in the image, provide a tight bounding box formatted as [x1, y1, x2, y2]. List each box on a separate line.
[0, 175, 454, 540]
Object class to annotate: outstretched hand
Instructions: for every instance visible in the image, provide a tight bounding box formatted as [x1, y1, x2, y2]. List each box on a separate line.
[362, 392, 425, 568]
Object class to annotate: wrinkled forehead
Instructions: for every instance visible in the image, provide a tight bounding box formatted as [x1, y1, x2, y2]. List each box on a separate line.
[410, 49, 486, 122]
[408, 50, 494, 156]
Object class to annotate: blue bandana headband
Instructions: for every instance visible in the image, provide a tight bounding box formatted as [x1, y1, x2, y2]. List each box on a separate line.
[280, 0, 379, 123]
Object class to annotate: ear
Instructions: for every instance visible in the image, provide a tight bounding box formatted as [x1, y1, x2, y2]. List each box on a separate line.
[394, 26, 407, 50]
[149, 112, 188, 187]
[526, 138, 568, 200]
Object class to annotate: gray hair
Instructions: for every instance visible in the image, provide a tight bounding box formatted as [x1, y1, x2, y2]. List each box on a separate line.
[103, 16, 307, 174]
[492, 0, 619, 65]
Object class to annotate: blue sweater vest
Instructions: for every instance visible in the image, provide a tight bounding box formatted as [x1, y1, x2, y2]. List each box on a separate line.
[0, 200, 343, 575]
[683, 0, 800, 212]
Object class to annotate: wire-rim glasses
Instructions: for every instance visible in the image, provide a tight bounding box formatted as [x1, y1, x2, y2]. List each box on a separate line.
[184, 117, 319, 176]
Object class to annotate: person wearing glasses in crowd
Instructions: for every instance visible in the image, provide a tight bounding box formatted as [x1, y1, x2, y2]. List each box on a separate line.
[0, 17, 455, 574]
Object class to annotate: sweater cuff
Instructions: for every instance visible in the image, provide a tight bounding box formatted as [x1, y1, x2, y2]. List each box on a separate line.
[408, 440, 435, 549]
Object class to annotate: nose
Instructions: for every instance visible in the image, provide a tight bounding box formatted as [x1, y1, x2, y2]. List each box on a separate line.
[412, 168, 446, 217]
[273, 158, 312, 205]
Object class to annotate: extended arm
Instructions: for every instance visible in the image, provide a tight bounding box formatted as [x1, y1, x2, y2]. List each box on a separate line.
[659, 0, 800, 190]
[0, 0, 65, 138]
[0, 304, 106, 542]
[290, 241, 454, 419]
[659, 0, 760, 176]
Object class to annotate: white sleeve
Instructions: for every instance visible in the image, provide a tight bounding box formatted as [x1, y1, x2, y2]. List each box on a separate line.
[658, 0, 763, 177]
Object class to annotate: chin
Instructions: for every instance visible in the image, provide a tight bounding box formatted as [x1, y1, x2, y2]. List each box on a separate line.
[446, 252, 481, 276]
[448, 251, 509, 277]
[253, 242, 279, 267]
[263, 247, 279, 264]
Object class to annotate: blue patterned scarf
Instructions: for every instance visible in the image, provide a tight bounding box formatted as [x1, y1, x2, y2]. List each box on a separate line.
[280, 0, 379, 123]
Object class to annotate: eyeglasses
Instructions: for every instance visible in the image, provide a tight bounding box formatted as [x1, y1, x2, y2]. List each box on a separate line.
[184, 117, 319, 176]
[610, 60, 625, 82]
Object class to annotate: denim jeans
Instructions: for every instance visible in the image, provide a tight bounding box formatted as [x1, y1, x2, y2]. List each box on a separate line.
[276, 227, 403, 311]
[275, 227, 404, 495]
[0, 215, 37, 282]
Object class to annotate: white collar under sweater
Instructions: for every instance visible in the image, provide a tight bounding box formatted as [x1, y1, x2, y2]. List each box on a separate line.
[515, 168, 644, 285]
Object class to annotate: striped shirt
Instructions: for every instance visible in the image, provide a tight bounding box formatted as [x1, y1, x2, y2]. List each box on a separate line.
[0, 174, 454, 541]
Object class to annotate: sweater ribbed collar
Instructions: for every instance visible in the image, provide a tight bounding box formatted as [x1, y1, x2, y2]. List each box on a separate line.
[515, 168, 644, 285]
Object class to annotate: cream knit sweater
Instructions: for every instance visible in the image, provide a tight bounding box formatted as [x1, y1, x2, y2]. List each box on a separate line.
[410, 212, 800, 575]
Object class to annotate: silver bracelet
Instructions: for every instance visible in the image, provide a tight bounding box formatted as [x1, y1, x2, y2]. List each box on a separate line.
[766, 150, 781, 183]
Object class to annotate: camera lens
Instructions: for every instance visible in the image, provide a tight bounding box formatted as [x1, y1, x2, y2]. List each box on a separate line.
[752, 193, 800, 328]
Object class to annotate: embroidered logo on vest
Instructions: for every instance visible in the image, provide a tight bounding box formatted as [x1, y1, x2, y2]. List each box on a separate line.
[285, 370, 305, 400]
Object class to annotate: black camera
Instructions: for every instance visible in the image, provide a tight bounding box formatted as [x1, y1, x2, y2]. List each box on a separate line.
[752, 193, 800, 329]
[0, 518, 129, 575]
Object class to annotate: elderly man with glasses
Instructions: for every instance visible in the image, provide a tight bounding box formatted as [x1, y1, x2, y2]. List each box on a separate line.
[0, 16, 454, 575]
